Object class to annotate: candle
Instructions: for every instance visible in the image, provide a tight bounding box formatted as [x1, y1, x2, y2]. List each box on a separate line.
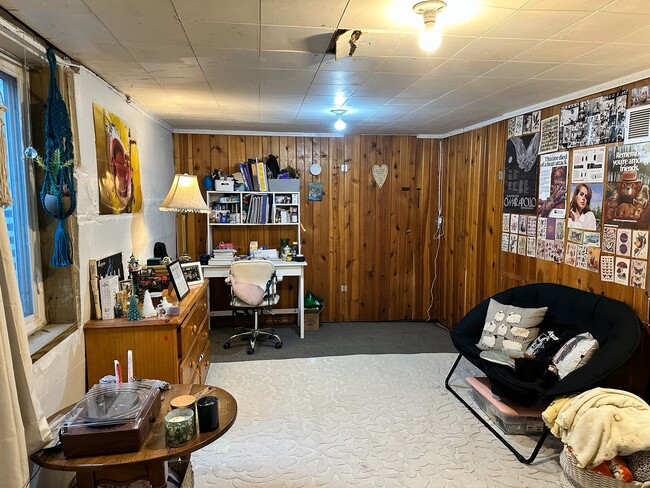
[164, 408, 196, 447]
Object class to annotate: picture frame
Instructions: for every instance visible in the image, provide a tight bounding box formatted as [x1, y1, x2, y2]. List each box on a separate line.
[180, 261, 204, 285]
[119, 279, 133, 296]
[166, 259, 190, 302]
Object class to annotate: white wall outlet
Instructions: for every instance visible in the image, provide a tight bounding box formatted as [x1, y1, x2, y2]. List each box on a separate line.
[340, 284, 348, 292]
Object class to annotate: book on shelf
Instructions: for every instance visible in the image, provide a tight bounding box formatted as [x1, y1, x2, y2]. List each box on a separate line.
[249, 160, 259, 191]
[257, 161, 268, 191]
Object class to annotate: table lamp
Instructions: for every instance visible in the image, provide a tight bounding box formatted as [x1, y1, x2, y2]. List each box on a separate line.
[160, 173, 209, 262]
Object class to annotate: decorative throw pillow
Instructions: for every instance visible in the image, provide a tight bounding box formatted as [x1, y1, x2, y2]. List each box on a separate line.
[525, 325, 580, 358]
[476, 299, 547, 352]
[230, 274, 265, 306]
[626, 450, 650, 482]
[552, 332, 599, 380]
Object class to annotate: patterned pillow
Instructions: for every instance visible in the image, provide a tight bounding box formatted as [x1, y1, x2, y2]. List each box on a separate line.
[552, 332, 599, 380]
[476, 299, 547, 352]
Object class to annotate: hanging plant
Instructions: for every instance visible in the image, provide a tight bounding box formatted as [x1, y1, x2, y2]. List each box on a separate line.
[35, 148, 73, 195]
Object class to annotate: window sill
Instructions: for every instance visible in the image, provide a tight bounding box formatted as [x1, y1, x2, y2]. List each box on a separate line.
[29, 322, 78, 363]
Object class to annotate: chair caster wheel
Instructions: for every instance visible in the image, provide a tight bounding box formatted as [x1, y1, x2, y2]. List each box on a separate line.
[247, 349, 254, 355]
[275, 342, 283, 349]
[223, 343, 231, 349]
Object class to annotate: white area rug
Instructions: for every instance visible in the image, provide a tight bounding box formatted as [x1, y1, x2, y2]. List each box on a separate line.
[195, 353, 568, 487]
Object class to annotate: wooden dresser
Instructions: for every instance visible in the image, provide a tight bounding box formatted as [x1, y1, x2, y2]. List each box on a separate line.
[84, 281, 209, 389]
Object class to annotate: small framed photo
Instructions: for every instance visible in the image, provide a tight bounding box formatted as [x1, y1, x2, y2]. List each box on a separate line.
[119, 279, 133, 296]
[166, 259, 190, 302]
[181, 261, 204, 285]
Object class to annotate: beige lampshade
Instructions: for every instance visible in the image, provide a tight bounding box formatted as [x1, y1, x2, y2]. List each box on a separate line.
[160, 173, 209, 213]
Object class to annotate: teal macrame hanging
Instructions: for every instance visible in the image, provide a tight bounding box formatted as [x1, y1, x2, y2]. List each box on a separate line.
[40, 48, 76, 267]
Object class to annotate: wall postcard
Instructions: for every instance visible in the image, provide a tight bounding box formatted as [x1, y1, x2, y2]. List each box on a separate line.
[92, 103, 143, 215]
[538, 151, 568, 218]
[603, 142, 650, 229]
[631, 86, 650, 108]
[503, 133, 540, 214]
[539, 115, 559, 154]
[572, 147, 605, 183]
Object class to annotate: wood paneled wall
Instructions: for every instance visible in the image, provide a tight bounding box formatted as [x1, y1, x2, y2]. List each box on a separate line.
[173, 134, 439, 323]
[437, 77, 650, 396]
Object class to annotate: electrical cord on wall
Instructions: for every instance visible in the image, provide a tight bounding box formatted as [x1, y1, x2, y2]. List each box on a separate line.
[427, 138, 444, 324]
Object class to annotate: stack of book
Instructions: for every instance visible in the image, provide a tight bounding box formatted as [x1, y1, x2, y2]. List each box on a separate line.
[208, 248, 236, 265]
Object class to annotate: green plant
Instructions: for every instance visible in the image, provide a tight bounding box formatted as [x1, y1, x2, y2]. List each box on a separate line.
[35, 148, 74, 195]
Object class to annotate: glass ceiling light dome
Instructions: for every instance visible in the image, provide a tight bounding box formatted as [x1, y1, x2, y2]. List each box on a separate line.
[331, 109, 347, 131]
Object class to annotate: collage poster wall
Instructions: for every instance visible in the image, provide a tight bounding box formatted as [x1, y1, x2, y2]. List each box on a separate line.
[93, 103, 143, 215]
[559, 89, 627, 149]
[503, 133, 541, 215]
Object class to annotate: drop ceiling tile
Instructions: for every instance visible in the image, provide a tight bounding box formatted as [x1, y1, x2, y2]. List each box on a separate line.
[352, 83, 410, 98]
[72, 43, 135, 63]
[513, 40, 604, 63]
[261, 0, 349, 28]
[2, 0, 90, 14]
[521, 0, 611, 10]
[397, 76, 473, 99]
[157, 78, 211, 90]
[171, 0, 259, 23]
[89, 61, 147, 76]
[616, 25, 650, 45]
[533, 63, 611, 81]
[391, 35, 476, 58]
[338, 0, 423, 31]
[311, 69, 371, 85]
[453, 38, 540, 61]
[195, 48, 260, 70]
[484, 10, 589, 39]
[98, 13, 187, 45]
[570, 43, 648, 65]
[319, 55, 385, 72]
[552, 12, 650, 43]
[142, 63, 203, 79]
[441, 6, 517, 37]
[122, 42, 195, 64]
[430, 59, 503, 77]
[185, 21, 259, 49]
[306, 84, 357, 97]
[260, 51, 323, 71]
[376, 57, 446, 75]
[261, 25, 333, 53]
[84, 0, 176, 18]
[482, 61, 558, 79]
[478, 0, 529, 7]
[602, 0, 650, 15]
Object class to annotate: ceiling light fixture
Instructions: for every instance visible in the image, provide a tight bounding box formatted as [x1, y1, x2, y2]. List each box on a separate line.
[413, 0, 447, 52]
[331, 109, 347, 131]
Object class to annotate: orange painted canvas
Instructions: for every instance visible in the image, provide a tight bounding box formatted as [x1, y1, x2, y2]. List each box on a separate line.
[93, 103, 143, 214]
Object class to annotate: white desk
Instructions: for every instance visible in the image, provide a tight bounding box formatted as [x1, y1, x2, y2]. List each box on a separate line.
[202, 260, 308, 338]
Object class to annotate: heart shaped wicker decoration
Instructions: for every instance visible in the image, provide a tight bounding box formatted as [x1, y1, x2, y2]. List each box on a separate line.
[372, 164, 388, 189]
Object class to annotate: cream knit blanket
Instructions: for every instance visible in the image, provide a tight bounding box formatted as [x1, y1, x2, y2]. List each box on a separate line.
[542, 388, 650, 469]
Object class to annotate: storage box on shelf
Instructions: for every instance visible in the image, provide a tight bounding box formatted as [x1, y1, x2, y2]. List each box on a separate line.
[466, 376, 545, 435]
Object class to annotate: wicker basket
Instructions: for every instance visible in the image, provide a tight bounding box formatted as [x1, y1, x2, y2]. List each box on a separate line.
[560, 448, 650, 488]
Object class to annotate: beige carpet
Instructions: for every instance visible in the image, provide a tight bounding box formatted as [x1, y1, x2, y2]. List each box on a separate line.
[195, 353, 571, 487]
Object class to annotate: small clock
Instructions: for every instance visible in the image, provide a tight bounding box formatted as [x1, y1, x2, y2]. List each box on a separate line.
[310, 162, 322, 176]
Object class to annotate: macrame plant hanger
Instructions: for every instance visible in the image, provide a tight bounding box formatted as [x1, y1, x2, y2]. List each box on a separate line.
[40, 48, 76, 266]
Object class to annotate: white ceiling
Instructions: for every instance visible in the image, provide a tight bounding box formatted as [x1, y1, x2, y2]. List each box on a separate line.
[2, 0, 650, 135]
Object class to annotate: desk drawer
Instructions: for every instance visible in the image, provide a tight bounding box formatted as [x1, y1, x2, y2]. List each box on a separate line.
[180, 289, 208, 359]
[179, 318, 209, 384]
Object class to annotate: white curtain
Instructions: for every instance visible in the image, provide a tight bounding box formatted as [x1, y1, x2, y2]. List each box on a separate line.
[0, 208, 51, 485]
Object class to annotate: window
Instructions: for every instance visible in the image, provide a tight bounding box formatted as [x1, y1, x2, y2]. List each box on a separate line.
[1, 65, 44, 334]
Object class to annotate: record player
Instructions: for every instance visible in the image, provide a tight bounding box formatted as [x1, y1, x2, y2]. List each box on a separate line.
[59, 382, 161, 457]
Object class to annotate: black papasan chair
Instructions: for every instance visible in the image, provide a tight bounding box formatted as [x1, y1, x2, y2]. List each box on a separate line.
[445, 282, 642, 464]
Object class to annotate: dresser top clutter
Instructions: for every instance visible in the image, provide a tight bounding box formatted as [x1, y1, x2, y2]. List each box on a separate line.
[84, 281, 210, 389]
